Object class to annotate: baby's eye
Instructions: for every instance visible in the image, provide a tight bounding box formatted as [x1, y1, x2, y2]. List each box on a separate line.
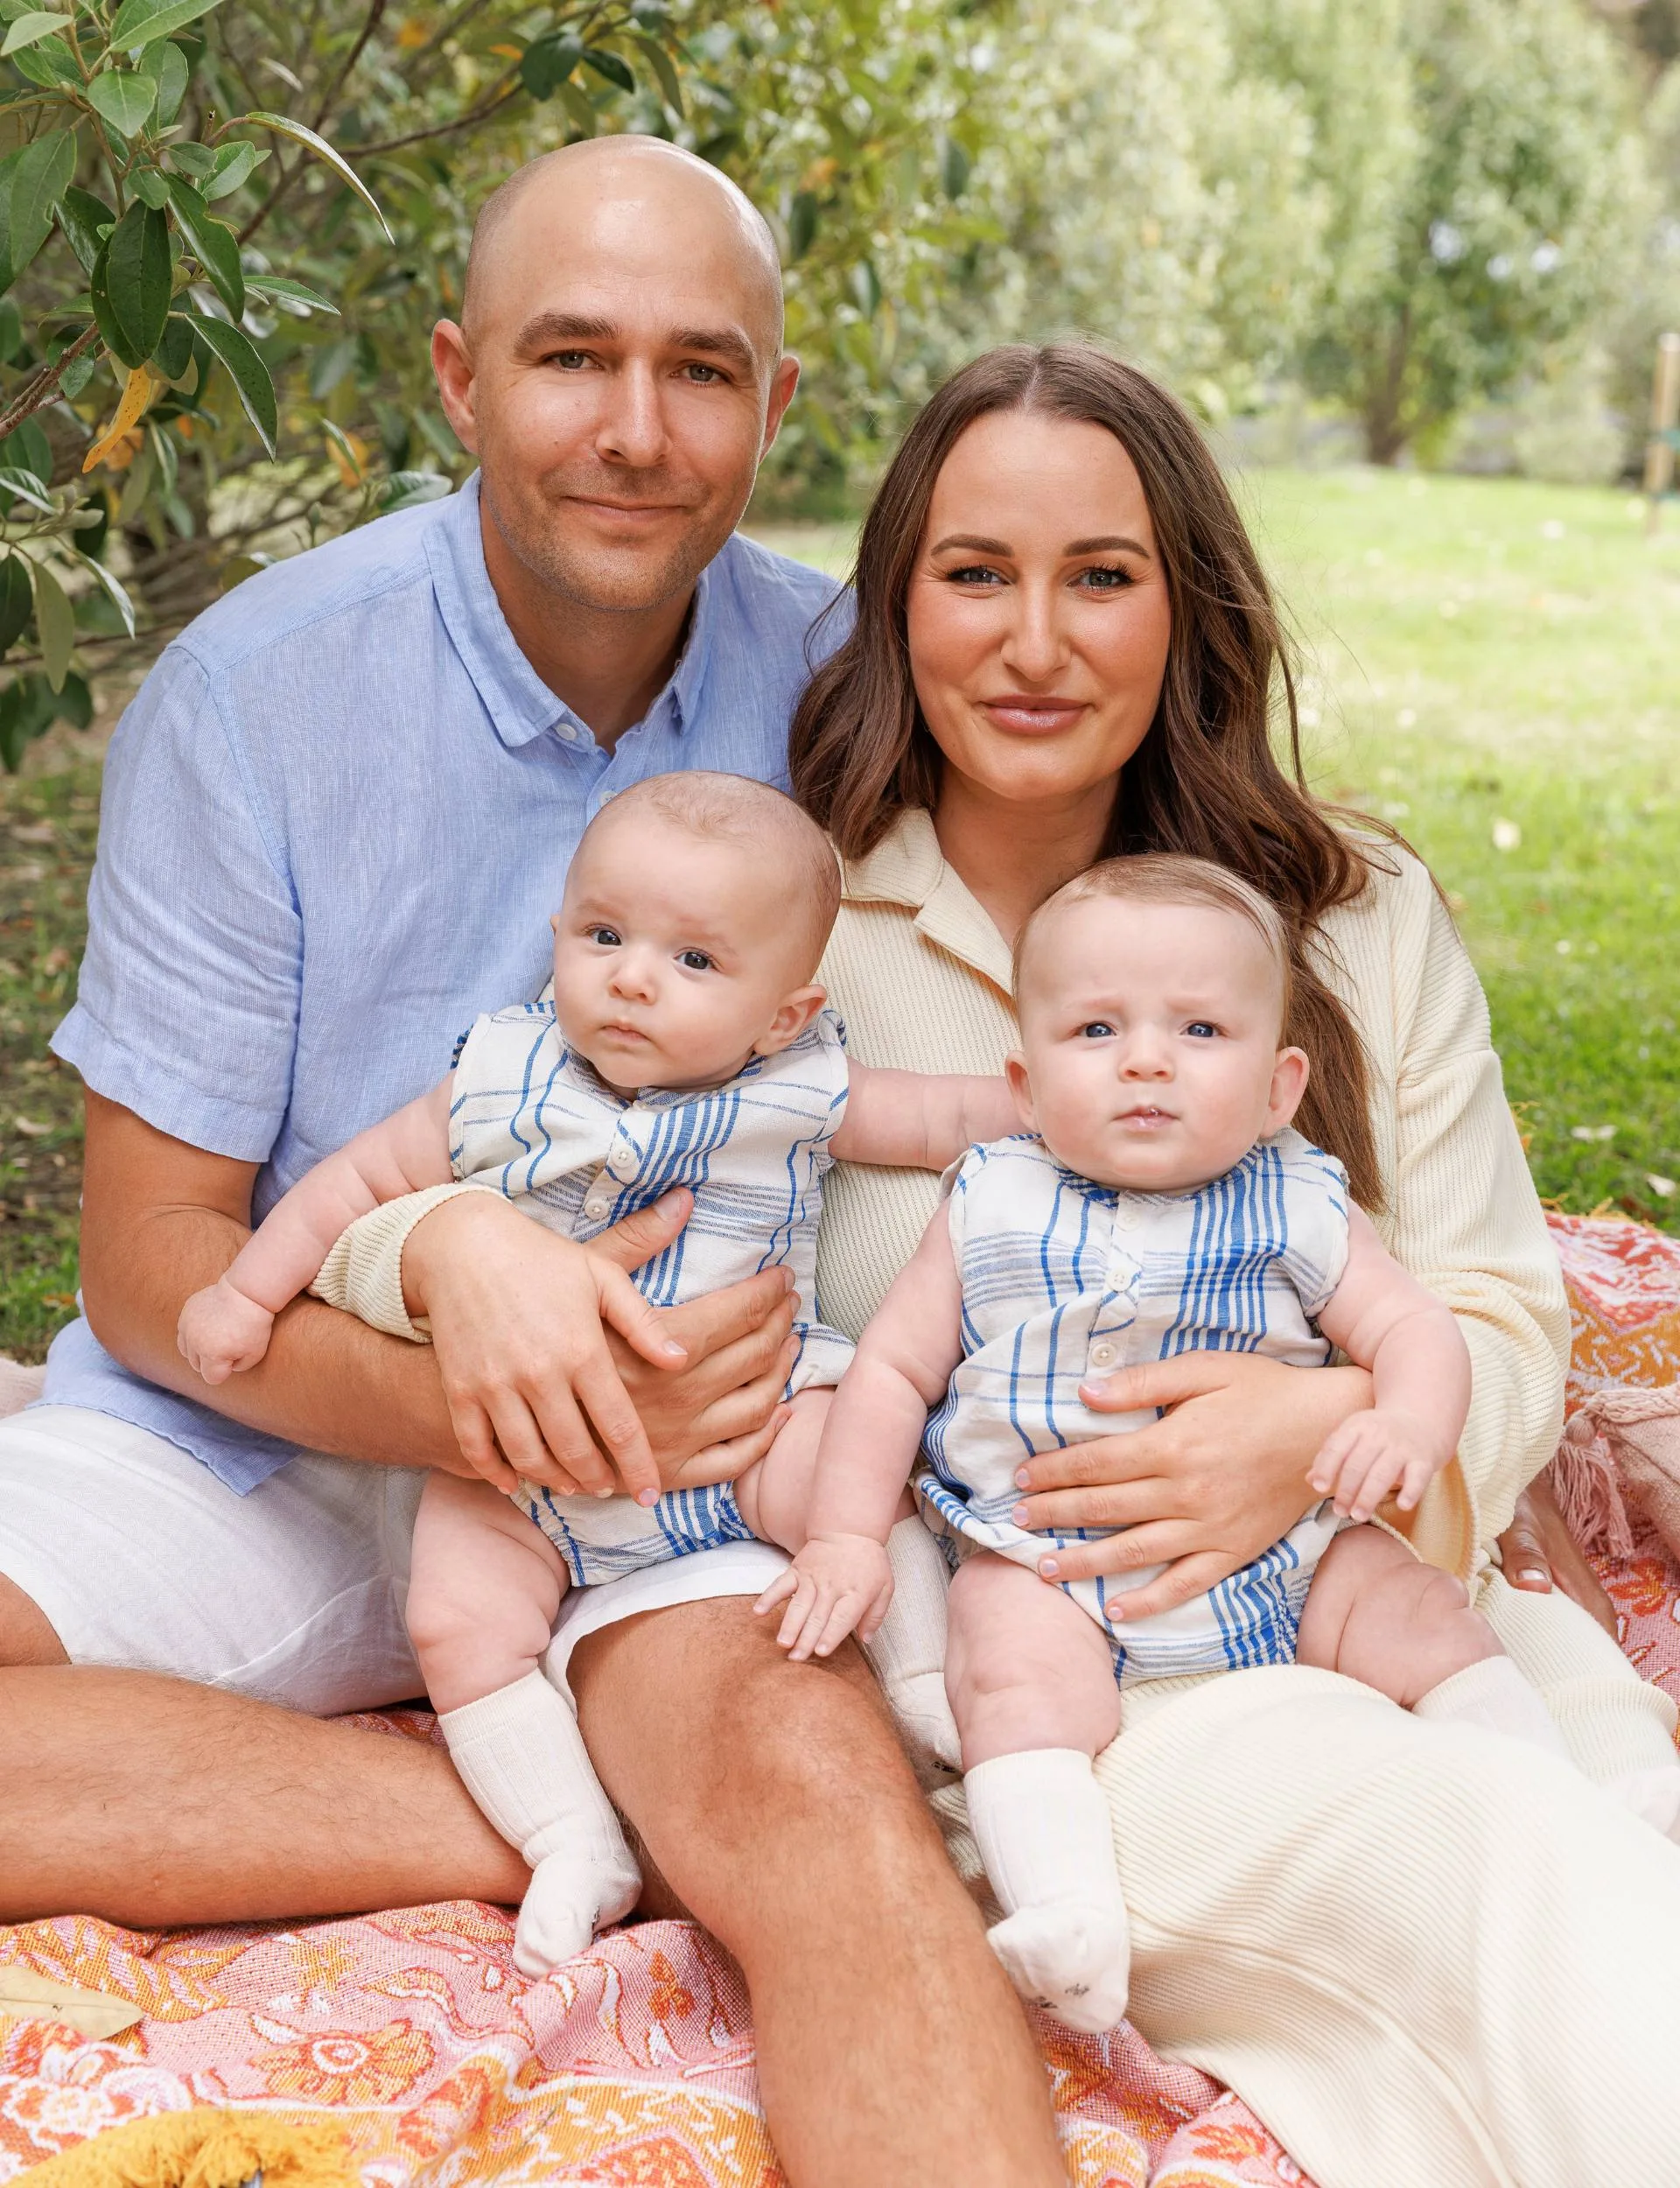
[587, 926, 622, 949]
[1184, 1020, 1220, 1040]
[1078, 1020, 1116, 1040]
[679, 949, 716, 972]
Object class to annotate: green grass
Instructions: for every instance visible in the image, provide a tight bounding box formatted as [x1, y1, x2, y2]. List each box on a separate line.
[0, 470, 1671, 1358]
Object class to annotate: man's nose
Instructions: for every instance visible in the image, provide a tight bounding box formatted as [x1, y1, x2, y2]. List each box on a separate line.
[593, 361, 670, 470]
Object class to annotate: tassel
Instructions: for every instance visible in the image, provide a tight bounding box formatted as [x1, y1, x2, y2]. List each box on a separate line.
[1546, 1411, 1636, 1560]
[1545, 1384, 1680, 1564]
[12, 2105, 353, 2187]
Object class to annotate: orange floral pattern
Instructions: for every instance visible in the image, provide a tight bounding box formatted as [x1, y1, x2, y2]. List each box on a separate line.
[2, 1211, 1674, 2188]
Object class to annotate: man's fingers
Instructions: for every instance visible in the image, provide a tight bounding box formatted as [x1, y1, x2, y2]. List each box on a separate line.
[575, 1357, 659, 1506]
[655, 1264, 794, 1361]
[591, 1188, 693, 1273]
[1078, 1355, 1227, 1416]
[598, 1262, 689, 1371]
[674, 1404, 794, 1493]
[1101, 1550, 1231, 1624]
[1040, 1519, 1199, 1586]
[522, 1384, 613, 1497]
[1013, 1476, 1178, 1534]
[446, 1395, 520, 1491]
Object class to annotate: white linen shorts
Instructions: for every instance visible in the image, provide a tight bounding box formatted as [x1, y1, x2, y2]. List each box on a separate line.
[0, 1405, 789, 1714]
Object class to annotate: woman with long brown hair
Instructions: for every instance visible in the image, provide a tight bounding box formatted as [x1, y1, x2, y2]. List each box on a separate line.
[790, 343, 1680, 2183]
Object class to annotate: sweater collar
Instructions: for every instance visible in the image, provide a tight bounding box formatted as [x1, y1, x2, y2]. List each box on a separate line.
[841, 808, 1016, 996]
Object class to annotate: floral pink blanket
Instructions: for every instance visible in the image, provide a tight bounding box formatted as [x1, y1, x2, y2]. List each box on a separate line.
[4, 1212, 1678, 2187]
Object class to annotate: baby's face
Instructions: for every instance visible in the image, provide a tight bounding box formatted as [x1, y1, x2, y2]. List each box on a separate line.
[1010, 896, 1307, 1193]
[551, 810, 822, 1093]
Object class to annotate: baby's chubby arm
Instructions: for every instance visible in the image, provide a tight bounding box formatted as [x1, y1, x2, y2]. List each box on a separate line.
[177, 1077, 456, 1384]
[755, 1202, 966, 1661]
[830, 1062, 1018, 1172]
[1308, 1204, 1473, 1524]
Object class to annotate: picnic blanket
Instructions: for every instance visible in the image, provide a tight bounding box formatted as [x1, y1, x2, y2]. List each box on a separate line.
[4, 1210, 1678, 2187]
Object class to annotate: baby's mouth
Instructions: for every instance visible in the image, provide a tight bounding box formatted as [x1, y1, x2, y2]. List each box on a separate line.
[1116, 1106, 1175, 1128]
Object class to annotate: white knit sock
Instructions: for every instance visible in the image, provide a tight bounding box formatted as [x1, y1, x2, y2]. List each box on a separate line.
[965, 1748, 1130, 2033]
[439, 1669, 640, 1978]
[1412, 1655, 1573, 1762]
[861, 1518, 962, 1777]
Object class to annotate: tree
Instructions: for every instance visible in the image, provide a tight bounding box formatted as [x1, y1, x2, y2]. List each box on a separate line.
[0, 0, 995, 766]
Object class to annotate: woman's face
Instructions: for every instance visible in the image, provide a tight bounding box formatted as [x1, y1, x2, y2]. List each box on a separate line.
[905, 410, 1172, 814]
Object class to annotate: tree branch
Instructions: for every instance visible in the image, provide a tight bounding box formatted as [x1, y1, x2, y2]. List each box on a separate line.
[354, 78, 522, 156]
[0, 326, 104, 445]
[311, 0, 388, 130]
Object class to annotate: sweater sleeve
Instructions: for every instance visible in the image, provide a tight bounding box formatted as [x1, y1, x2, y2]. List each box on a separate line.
[308, 1182, 479, 1341]
[1381, 861, 1570, 1570]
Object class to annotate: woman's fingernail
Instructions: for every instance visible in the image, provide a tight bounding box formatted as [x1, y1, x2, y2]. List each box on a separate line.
[1012, 1504, 1030, 1526]
[596, 1484, 615, 1498]
[1519, 1566, 1550, 1585]
[1014, 1468, 1031, 1489]
[1039, 1557, 1059, 1577]
[662, 1341, 687, 1359]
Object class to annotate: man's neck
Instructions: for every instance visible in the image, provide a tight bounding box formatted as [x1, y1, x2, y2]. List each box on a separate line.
[934, 771, 1117, 946]
[480, 503, 696, 752]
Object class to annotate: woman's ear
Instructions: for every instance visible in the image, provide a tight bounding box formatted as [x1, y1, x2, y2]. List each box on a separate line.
[1004, 1051, 1038, 1133]
[1265, 1045, 1311, 1135]
[756, 985, 828, 1057]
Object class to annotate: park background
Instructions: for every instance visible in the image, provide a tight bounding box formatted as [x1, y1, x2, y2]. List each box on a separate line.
[0, 0, 1677, 1356]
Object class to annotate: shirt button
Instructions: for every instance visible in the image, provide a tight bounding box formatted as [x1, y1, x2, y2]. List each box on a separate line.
[1088, 1339, 1119, 1370]
[583, 1181, 612, 1221]
[1113, 1205, 1139, 1231]
[608, 1146, 634, 1178]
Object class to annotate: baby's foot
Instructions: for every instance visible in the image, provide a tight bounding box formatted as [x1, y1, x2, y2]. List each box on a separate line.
[513, 1847, 640, 1979]
[987, 1897, 1131, 2034]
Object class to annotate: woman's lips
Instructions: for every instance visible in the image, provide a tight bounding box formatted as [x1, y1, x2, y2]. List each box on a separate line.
[978, 697, 1088, 735]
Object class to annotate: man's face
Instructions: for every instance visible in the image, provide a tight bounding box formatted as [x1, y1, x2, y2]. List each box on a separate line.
[434, 155, 797, 616]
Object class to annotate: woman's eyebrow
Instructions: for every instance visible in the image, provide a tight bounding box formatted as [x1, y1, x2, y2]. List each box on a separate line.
[928, 533, 1013, 556]
[1065, 534, 1152, 558]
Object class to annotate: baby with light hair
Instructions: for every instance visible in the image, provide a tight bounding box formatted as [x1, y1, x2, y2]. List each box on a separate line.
[178, 771, 1015, 1974]
[758, 852, 1680, 2031]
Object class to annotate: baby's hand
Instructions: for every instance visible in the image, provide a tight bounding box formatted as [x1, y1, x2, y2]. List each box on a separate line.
[753, 1532, 893, 1662]
[1308, 1410, 1450, 1524]
[177, 1278, 278, 1385]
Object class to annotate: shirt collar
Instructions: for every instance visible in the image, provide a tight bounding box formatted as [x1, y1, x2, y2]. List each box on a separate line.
[426, 472, 718, 751]
[841, 807, 1017, 995]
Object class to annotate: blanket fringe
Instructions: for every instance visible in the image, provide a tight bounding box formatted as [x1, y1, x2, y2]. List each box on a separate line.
[1545, 1383, 1680, 1562]
[17, 2107, 354, 2188]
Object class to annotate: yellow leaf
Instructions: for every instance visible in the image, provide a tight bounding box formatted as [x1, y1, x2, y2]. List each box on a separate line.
[487, 41, 520, 58]
[0, 1967, 142, 2038]
[326, 428, 368, 486]
[81, 368, 158, 474]
[396, 18, 428, 45]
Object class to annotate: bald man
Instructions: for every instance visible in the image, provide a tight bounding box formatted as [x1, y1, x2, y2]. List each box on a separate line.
[0, 139, 1066, 2184]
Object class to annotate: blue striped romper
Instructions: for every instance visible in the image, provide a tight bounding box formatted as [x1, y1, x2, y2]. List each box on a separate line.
[918, 1128, 1353, 1685]
[449, 1002, 855, 1586]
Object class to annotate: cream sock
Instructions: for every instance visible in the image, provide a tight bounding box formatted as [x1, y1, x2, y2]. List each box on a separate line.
[439, 1668, 640, 1978]
[965, 1747, 1131, 2034]
[1412, 1654, 1573, 1761]
[861, 1517, 962, 1777]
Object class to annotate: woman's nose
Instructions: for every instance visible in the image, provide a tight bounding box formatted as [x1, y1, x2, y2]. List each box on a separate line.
[997, 581, 1069, 684]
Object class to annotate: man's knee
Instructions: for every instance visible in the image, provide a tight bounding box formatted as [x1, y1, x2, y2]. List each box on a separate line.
[0, 1573, 68, 1668]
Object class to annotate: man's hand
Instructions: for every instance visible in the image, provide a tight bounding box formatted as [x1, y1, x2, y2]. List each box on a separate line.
[404, 1188, 797, 1500]
[754, 1532, 893, 1661]
[1015, 1354, 1375, 1623]
[1308, 1409, 1447, 1524]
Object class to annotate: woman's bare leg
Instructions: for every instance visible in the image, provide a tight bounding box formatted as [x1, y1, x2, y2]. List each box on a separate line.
[569, 1593, 1066, 2188]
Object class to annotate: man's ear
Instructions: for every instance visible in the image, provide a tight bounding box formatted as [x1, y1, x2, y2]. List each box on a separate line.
[755, 983, 826, 1057]
[760, 354, 802, 459]
[1004, 1051, 1038, 1134]
[431, 320, 480, 454]
[1265, 1046, 1311, 1136]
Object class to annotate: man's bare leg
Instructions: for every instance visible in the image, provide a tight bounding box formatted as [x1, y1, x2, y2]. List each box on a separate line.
[0, 1574, 526, 1925]
[570, 1595, 1064, 2188]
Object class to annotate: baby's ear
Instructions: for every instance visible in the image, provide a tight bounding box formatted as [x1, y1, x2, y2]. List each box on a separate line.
[1004, 1051, 1038, 1134]
[756, 984, 828, 1057]
[550, 913, 561, 935]
[1266, 1045, 1310, 1135]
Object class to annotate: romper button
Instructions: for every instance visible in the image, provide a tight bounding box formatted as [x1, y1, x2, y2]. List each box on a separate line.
[1088, 1339, 1118, 1370]
[584, 1187, 612, 1221]
[608, 1147, 634, 1178]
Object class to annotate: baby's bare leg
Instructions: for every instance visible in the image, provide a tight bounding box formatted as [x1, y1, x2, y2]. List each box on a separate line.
[409, 1474, 639, 1976]
[947, 1553, 1130, 2032]
[1298, 1525, 1569, 1763]
[732, 1386, 831, 1548]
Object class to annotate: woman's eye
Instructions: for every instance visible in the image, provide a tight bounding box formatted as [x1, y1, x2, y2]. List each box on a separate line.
[1184, 1021, 1219, 1040]
[587, 926, 621, 948]
[1079, 565, 1133, 592]
[945, 564, 1005, 587]
[679, 949, 715, 972]
[1078, 1021, 1116, 1040]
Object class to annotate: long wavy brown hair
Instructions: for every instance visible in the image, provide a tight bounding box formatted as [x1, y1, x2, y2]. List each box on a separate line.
[789, 342, 1396, 1207]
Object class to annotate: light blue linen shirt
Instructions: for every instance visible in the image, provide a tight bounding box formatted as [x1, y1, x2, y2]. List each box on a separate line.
[46, 473, 844, 1491]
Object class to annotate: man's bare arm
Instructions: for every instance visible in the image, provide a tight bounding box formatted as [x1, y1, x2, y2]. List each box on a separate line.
[78, 1090, 797, 1486]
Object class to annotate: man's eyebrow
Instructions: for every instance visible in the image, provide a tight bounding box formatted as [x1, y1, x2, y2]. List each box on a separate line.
[667, 325, 759, 373]
[512, 312, 760, 375]
[514, 311, 619, 351]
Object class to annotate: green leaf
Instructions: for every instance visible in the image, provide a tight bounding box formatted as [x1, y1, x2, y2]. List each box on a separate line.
[130, 165, 170, 209]
[1, 10, 68, 55]
[102, 200, 172, 363]
[168, 140, 215, 178]
[633, 32, 682, 113]
[556, 80, 598, 136]
[136, 36, 188, 124]
[52, 665, 92, 731]
[5, 130, 76, 287]
[581, 46, 634, 93]
[0, 556, 31, 653]
[243, 272, 336, 316]
[164, 172, 242, 317]
[225, 112, 393, 243]
[7, 32, 77, 83]
[788, 190, 817, 262]
[154, 311, 193, 376]
[0, 466, 56, 514]
[939, 136, 970, 200]
[56, 186, 116, 276]
[108, 0, 224, 53]
[90, 250, 144, 368]
[86, 67, 159, 138]
[182, 308, 276, 454]
[2, 417, 51, 482]
[201, 139, 265, 200]
[70, 550, 133, 640]
[520, 31, 582, 101]
[381, 470, 451, 513]
[849, 259, 881, 319]
[0, 297, 18, 361]
[29, 558, 74, 693]
[218, 550, 273, 592]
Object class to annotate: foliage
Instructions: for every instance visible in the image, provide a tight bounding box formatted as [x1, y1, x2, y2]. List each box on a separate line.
[0, 0, 995, 761]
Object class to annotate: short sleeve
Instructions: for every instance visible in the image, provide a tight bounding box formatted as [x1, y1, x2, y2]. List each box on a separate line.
[52, 646, 301, 1161]
[1274, 1133, 1352, 1322]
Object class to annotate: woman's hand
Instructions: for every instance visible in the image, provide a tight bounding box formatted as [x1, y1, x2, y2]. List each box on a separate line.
[404, 1189, 797, 1499]
[1496, 1481, 1620, 1638]
[1013, 1354, 1375, 1623]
